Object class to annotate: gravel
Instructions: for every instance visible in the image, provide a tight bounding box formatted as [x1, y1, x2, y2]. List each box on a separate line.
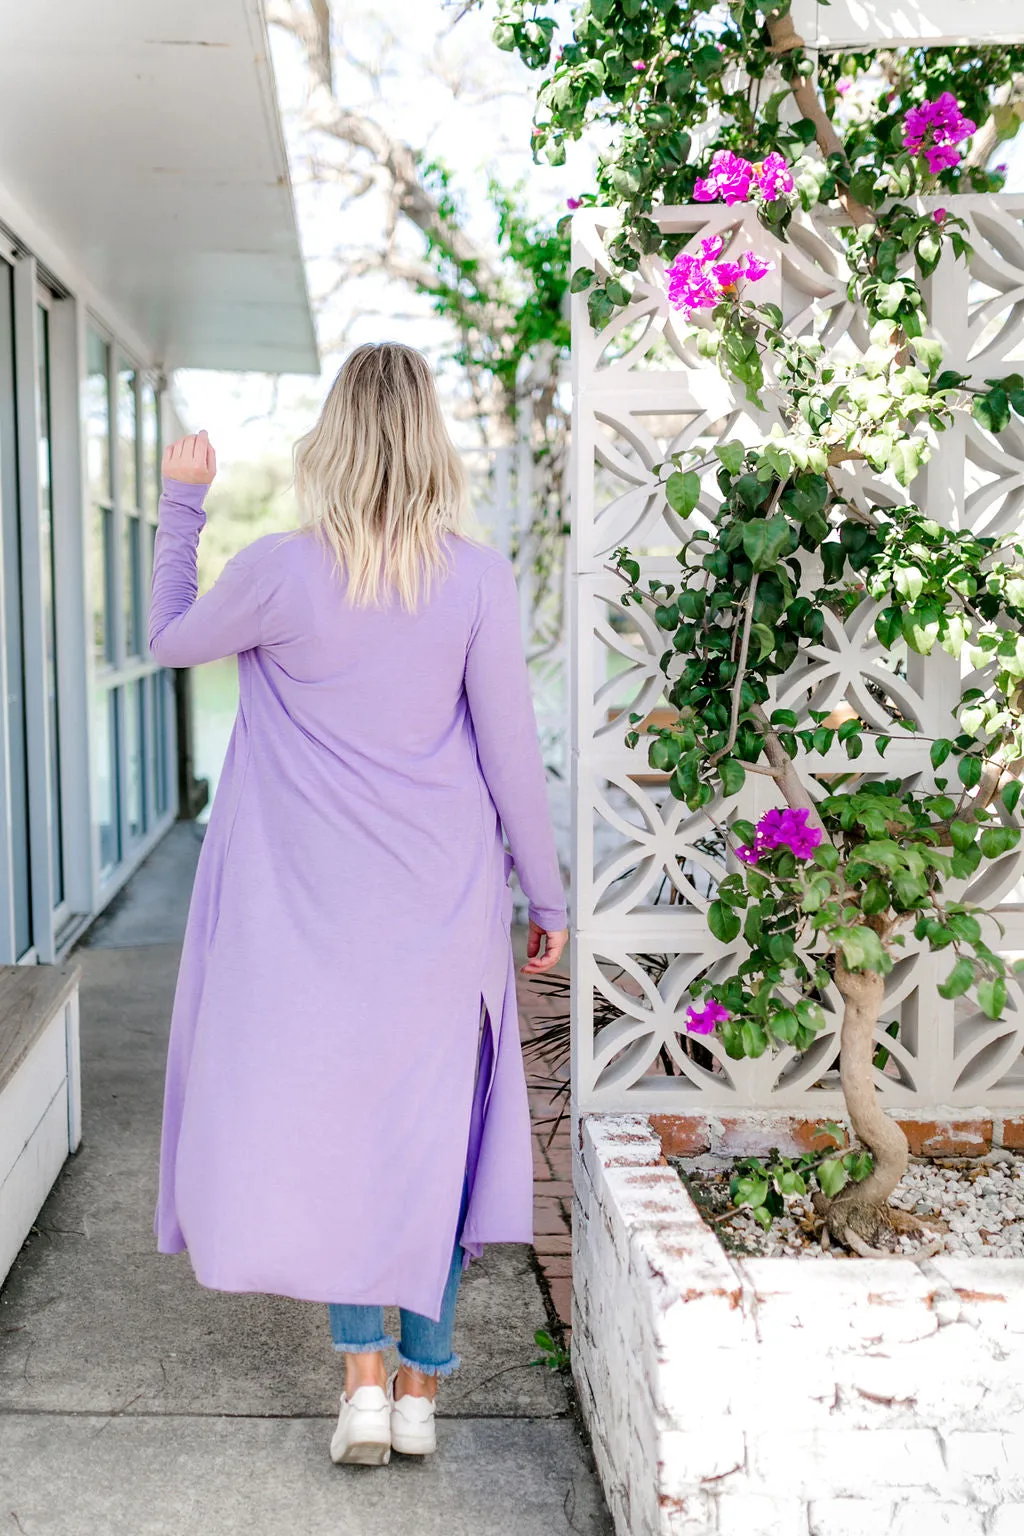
[672, 1149, 1024, 1260]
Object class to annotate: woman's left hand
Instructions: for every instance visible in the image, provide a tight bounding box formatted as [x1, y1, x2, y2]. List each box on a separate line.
[521, 923, 568, 976]
[162, 429, 217, 486]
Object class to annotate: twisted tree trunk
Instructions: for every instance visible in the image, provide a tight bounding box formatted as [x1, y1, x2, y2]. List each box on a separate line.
[826, 956, 910, 1248]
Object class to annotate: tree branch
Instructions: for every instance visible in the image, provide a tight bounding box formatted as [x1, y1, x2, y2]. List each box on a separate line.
[765, 8, 872, 228]
[709, 574, 759, 766]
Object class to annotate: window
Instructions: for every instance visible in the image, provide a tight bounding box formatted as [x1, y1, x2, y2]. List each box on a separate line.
[93, 684, 119, 875]
[85, 331, 114, 663]
[86, 323, 169, 882]
[117, 357, 137, 510]
[36, 303, 63, 904]
[152, 668, 169, 817]
[0, 260, 32, 956]
[124, 512, 142, 655]
[141, 379, 160, 516]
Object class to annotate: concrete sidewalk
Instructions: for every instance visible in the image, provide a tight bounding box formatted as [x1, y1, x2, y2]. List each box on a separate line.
[0, 825, 609, 1536]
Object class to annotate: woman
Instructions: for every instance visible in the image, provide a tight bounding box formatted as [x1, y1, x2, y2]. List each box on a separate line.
[150, 343, 567, 1466]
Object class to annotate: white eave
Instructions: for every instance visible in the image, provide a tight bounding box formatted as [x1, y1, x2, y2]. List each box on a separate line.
[0, 0, 319, 374]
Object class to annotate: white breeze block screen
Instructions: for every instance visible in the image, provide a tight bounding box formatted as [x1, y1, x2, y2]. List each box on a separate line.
[569, 198, 1024, 1117]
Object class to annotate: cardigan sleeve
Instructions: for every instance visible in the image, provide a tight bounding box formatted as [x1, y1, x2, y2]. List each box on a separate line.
[148, 478, 264, 666]
[464, 556, 567, 932]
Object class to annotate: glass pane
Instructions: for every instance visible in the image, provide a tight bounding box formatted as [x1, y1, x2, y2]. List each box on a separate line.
[92, 504, 115, 662]
[125, 678, 144, 840]
[36, 304, 63, 906]
[94, 685, 120, 874]
[0, 262, 32, 955]
[153, 669, 169, 816]
[141, 380, 160, 515]
[117, 357, 137, 508]
[123, 513, 142, 656]
[84, 330, 110, 505]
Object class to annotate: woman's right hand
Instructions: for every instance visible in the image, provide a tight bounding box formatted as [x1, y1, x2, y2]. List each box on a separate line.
[521, 922, 568, 976]
[162, 429, 217, 485]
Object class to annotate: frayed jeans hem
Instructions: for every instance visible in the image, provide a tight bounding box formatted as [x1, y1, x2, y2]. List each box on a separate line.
[396, 1348, 461, 1379]
[331, 1336, 395, 1355]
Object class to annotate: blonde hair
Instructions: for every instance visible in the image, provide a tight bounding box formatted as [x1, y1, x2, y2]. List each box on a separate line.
[293, 342, 469, 610]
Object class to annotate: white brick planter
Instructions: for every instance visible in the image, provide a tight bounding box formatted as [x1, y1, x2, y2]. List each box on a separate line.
[572, 1113, 1024, 1536]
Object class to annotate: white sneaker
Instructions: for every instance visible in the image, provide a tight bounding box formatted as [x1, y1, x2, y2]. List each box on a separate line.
[388, 1370, 437, 1456]
[330, 1383, 391, 1465]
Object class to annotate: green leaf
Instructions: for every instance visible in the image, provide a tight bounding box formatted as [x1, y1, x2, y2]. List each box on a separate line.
[743, 515, 792, 572]
[902, 604, 941, 655]
[974, 387, 1011, 435]
[838, 925, 890, 974]
[569, 266, 595, 293]
[769, 1008, 800, 1042]
[950, 820, 976, 852]
[844, 1151, 874, 1183]
[740, 1019, 769, 1057]
[861, 878, 890, 915]
[719, 757, 746, 797]
[714, 441, 745, 476]
[930, 738, 953, 769]
[890, 439, 927, 487]
[731, 1173, 769, 1209]
[938, 957, 975, 1000]
[587, 286, 614, 328]
[817, 1159, 849, 1199]
[648, 737, 678, 772]
[958, 755, 983, 789]
[708, 900, 741, 943]
[978, 977, 1007, 1019]
[980, 826, 1021, 858]
[1002, 780, 1023, 814]
[893, 565, 924, 604]
[666, 470, 701, 518]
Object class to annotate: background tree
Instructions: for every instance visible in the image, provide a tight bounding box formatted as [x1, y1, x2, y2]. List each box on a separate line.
[266, 0, 574, 650]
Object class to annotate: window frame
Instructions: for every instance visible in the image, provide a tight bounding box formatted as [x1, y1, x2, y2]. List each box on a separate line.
[85, 315, 172, 890]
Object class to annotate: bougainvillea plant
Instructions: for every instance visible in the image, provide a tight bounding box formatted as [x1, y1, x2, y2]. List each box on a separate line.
[492, 0, 1024, 1252]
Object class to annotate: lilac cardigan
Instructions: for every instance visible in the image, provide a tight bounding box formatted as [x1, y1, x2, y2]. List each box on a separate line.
[150, 479, 566, 1317]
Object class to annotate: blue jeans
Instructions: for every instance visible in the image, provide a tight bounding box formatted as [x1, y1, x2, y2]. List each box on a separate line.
[328, 1180, 468, 1378]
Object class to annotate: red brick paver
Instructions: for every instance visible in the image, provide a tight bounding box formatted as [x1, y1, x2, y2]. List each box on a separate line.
[517, 954, 574, 1343]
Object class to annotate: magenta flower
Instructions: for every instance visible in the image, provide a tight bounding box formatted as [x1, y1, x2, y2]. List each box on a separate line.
[836, 78, 852, 96]
[695, 149, 755, 206]
[756, 152, 795, 202]
[666, 252, 721, 311]
[903, 92, 976, 175]
[666, 246, 773, 313]
[685, 999, 731, 1035]
[742, 253, 773, 282]
[924, 144, 961, 175]
[712, 260, 744, 288]
[632, 59, 646, 72]
[566, 197, 583, 210]
[933, 207, 948, 225]
[735, 807, 823, 865]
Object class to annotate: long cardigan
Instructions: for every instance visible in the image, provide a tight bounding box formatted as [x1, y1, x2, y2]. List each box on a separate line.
[150, 479, 566, 1319]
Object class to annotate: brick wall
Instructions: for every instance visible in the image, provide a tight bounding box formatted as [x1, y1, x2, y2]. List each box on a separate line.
[572, 1113, 1024, 1536]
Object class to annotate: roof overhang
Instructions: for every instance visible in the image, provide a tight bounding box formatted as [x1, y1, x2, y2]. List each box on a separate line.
[0, 0, 318, 374]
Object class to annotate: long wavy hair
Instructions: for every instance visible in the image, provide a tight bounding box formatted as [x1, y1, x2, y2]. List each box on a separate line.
[293, 342, 469, 610]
